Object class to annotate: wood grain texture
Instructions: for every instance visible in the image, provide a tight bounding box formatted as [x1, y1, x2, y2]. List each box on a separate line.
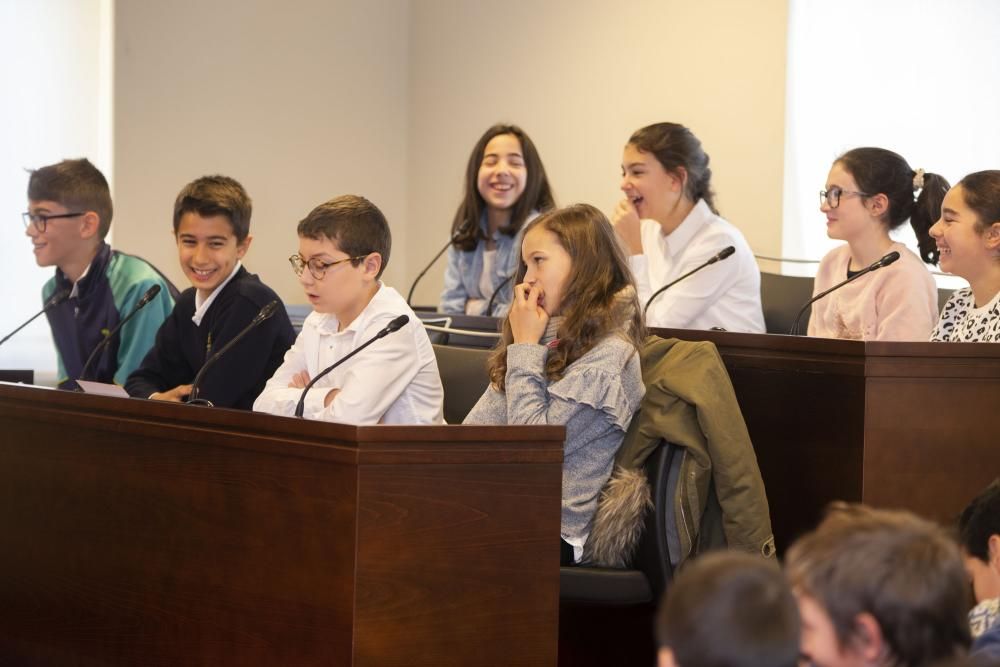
[0, 384, 564, 665]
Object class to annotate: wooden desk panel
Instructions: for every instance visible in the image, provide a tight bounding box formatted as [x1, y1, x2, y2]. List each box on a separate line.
[0, 384, 564, 666]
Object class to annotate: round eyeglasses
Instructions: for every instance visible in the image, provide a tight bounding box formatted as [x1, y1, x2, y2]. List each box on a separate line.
[288, 253, 367, 280]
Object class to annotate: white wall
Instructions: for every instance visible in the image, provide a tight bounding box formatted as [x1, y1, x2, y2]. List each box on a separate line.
[0, 0, 112, 383]
[113, 0, 412, 301]
[406, 0, 789, 305]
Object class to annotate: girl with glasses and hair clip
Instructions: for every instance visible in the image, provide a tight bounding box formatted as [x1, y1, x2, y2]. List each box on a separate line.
[438, 124, 555, 317]
[929, 171, 1000, 343]
[614, 122, 765, 333]
[809, 147, 948, 341]
[463, 204, 645, 565]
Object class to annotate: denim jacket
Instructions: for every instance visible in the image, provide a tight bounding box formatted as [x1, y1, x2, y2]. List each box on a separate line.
[438, 213, 533, 316]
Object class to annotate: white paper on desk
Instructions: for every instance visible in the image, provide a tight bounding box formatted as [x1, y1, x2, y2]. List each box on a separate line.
[76, 380, 130, 397]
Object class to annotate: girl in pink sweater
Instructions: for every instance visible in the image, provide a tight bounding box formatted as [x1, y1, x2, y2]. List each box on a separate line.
[808, 148, 947, 341]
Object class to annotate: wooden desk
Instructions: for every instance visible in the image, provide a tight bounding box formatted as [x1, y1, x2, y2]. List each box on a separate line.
[653, 329, 1000, 551]
[0, 384, 564, 666]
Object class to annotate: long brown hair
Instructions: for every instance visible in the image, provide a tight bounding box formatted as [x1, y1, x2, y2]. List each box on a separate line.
[451, 124, 555, 251]
[488, 204, 645, 391]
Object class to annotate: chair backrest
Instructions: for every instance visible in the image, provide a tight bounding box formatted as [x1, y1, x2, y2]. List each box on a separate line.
[937, 287, 952, 315]
[432, 344, 492, 424]
[632, 441, 677, 595]
[285, 304, 312, 334]
[760, 272, 814, 334]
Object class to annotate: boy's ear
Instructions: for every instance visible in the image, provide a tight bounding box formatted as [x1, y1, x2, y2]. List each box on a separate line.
[79, 211, 101, 240]
[850, 613, 886, 664]
[237, 234, 253, 259]
[362, 252, 382, 280]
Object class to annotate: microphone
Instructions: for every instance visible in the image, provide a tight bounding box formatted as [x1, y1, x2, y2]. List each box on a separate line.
[0, 289, 70, 347]
[407, 218, 476, 307]
[294, 314, 409, 418]
[644, 246, 736, 315]
[789, 250, 901, 336]
[186, 300, 280, 406]
[485, 274, 514, 317]
[79, 284, 162, 382]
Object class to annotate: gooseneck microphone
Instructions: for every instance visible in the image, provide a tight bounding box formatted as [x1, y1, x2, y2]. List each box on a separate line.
[186, 300, 280, 406]
[0, 289, 71, 347]
[644, 246, 736, 315]
[407, 219, 475, 307]
[294, 314, 409, 418]
[79, 284, 162, 382]
[485, 274, 514, 317]
[788, 250, 901, 336]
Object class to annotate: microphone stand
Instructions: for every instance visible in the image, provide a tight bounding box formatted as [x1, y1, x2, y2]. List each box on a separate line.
[0, 290, 70, 347]
[187, 300, 279, 406]
[643, 247, 736, 316]
[79, 285, 162, 382]
[407, 219, 475, 307]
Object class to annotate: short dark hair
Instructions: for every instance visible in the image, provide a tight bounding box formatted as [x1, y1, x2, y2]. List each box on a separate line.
[27, 158, 113, 238]
[173, 175, 252, 242]
[657, 551, 800, 667]
[786, 503, 970, 667]
[959, 479, 1000, 562]
[835, 148, 950, 264]
[628, 122, 718, 214]
[298, 195, 391, 279]
[450, 123, 555, 251]
[956, 171, 1000, 236]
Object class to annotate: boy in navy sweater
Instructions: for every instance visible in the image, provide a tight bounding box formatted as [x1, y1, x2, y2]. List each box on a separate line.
[126, 175, 295, 409]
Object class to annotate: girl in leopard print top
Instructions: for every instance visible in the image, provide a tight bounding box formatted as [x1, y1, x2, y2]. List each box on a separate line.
[930, 171, 1000, 342]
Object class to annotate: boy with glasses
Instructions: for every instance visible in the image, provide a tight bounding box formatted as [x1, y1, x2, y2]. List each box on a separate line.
[24, 158, 176, 388]
[253, 195, 443, 424]
[125, 175, 295, 409]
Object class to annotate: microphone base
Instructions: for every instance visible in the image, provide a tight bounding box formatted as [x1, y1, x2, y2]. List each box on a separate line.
[185, 398, 215, 407]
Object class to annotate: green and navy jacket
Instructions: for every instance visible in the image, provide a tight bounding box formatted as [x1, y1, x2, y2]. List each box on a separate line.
[42, 243, 177, 389]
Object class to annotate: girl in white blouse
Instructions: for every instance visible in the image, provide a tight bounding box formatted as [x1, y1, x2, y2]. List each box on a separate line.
[931, 171, 1000, 342]
[612, 122, 764, 333]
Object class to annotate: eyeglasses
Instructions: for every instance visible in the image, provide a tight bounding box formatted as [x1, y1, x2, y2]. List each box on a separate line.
[22, 211, 85, 233]
[288, 253, 367, 280]
[819, 186, 870, 209]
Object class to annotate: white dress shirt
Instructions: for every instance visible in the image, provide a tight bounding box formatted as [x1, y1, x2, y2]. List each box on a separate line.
[628, 199, 765, 333]
[253, 284, 444, 425]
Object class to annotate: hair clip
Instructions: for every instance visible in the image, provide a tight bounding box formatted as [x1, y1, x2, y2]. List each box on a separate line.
[912, 168, 925, 191]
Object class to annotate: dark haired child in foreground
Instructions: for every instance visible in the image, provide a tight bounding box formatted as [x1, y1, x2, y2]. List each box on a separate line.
[463, 204, 645, 564]
[25, 158, 175, 388]
[125, 176, 294, 409]
[786, 503, 970, 667]
[809, 148, 946, 341]
[656, 551, 800, 667]
[254, 195, 443, 424]
[959, 479, 1000, 661]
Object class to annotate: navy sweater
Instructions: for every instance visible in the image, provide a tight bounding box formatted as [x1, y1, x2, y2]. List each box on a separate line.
[125, 267, 295, 410]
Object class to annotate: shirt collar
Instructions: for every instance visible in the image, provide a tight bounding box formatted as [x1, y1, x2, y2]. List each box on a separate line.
[310, 281, 388, 337]
[192, 262, 242, 326]
[661, 199, 712, 258]
[68, 262, 92, 299]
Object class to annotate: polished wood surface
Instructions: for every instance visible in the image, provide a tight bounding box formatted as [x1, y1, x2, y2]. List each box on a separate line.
[0, 383, 564, 666]
[653, 329, 1000, 551]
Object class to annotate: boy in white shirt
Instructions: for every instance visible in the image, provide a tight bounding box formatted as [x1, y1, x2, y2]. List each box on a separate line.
[253, 195, 443, 425]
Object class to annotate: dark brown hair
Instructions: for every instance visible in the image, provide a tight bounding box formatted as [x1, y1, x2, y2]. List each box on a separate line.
[786, 503, 970, 667]
[628, 122, 718, 214]
[956, 170, 1000, 235]
[27, 158, 113, 238]
[959, 478, 1000, 563]
[297, 195, 391, 279]
[657, 551, 800, 667]
[836, 148, 949, 264]
[173, 175, 252, 242]
[450, 124, 555, 251]
[488, 204, 644, 390]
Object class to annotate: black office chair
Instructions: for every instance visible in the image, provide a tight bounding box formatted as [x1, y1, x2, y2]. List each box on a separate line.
[557, 441, 678, 667]
[431, 344, 492, 424]
[759, 272, 815, 334]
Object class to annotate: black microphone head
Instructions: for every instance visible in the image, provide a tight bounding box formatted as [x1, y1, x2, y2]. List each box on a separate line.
[878, 251, 901, 268]
[46, 289, 71, 308]
[138, 283, 162, 306]
[386, 314, 409, 333]
[718, 246, 736, 260]
[255, 300, 280, 322]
